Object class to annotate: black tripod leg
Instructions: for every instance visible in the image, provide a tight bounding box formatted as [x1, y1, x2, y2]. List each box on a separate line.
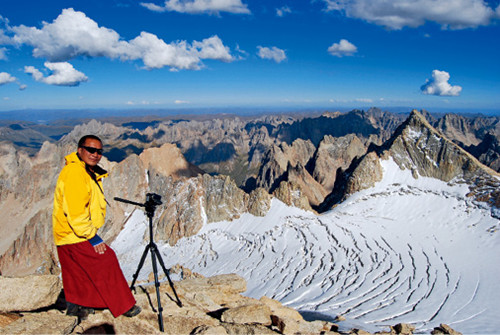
[150, 246, 165, 332]
[153, 246, 183, 307]
[130, 244, 151, 291]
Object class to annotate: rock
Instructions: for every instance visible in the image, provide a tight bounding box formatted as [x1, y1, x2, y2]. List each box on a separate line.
[259, 296, 303, 321]
[272, 180, 313, 212]
[0, 275, 62, 312]
[221, 323, 277, 334]
[0, 272, 470, 335]
[221, 304, 272, 326]
[311, 134, 366, 193]
[151, 174, 205, 246]
[247, 187, 272, 217]
[433, 113, 482, 146]
[140, 143, 203, 181]
[320, 110, 500, 211]
[0, 310, 77, 335]
[393, 322, 415, 334]
[350, 329, 373, 335]
[255, 139, 316, 193]
[203, 174, 249, 222]
[259, 297, 336, 335]
[175, 273, 248, 307]
[0, 312, 21, 327]
[344, 151, 383, 196]
[286, 162, 327, 207]
[431, 323, 462, 335]
[192, 324, 228, 334]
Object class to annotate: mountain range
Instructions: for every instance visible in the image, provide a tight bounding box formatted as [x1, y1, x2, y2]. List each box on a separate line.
[0, 108, 499, 334]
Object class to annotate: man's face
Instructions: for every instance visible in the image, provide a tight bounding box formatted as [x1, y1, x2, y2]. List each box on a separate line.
[77, 138, 103, 167]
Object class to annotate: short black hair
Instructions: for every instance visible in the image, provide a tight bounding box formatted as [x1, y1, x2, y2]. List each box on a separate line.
[78, 135, 103, 148]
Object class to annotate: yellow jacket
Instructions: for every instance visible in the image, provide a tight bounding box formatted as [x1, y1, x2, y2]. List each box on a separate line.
[52, 152, 108, 246]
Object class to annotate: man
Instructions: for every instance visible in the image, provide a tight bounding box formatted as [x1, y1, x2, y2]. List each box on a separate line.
[52, 135, 141, 319]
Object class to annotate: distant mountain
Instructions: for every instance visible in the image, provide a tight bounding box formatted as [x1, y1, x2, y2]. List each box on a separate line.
[1, 109, 499, 273]
[320, 110, 499, 213]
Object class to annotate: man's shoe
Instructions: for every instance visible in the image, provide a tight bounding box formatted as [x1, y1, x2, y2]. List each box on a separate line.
[66, 302, 94, 320]
[66, 302, 80, 316]
[123, 305, 141, 317]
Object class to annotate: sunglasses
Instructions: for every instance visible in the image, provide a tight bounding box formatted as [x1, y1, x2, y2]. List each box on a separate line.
[81, 146, 104, 155]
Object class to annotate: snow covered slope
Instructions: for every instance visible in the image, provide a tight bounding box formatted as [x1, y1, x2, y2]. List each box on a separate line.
[113, 158, 500, 334]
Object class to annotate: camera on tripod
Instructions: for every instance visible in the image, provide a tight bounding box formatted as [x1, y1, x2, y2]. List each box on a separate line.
[113, 192, 182, 332]
[146, 193, 162, 207]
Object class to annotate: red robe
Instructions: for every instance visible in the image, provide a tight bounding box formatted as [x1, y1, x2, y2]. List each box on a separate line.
[57, 241, 135, 317]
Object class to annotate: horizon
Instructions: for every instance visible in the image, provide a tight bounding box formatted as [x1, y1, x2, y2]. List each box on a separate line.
[1, 105, 500, 124]
[0, 0, 499, 113]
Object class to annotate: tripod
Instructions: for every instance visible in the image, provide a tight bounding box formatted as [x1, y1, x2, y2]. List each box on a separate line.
[114, 193, 182, 332]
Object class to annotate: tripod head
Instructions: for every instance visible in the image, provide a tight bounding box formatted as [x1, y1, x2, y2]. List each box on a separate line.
[114, 193, 163, 218]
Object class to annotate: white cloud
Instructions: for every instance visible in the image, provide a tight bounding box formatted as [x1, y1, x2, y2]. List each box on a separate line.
[18, 84, 27, 90]
[11, 8, 234, 71]
[327, 39, 357, 57]
[276, 6, 292, 17]
[257, 46, 287, 63]
[24, 62, 88, 86]
[0, 72, 16, 85]
[329, 98, 374, 103]
[0, 16, 14, 45]
[0, 47, 7, 60]
[234, 44, 248, 60]
[12, 9, 129, 61]
[175, 99, 190, 104]
[420, 70, 462, 96]
[323, 0, 498, 29]
[140, 0, 251, 15]
[193, 35, 233, 62]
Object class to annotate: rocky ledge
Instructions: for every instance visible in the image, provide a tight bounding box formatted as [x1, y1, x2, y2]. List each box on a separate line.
[0, 273, 462, 335]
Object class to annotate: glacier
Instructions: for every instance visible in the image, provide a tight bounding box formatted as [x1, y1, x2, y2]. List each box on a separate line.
[113, 158, 500, 334]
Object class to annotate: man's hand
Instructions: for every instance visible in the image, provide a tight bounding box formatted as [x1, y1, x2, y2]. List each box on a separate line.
[94, 243, 107, 254]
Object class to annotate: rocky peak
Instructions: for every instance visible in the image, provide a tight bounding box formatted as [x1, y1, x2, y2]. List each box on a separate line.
[385, 109, 496, 182]
[272, 180, 313, 212]
[140, 143, 204, 181]
[60, 119, 125, 146]
[320, 110, 500, 213]
[464, 133, 500, 172]
[255, 139, 315, 193]
[309, 134, 367, 193]
[285, 162, 327, 208]
[433, 113, 480, 146]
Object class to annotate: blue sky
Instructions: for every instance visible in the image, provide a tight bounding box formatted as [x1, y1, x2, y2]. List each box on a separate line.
[0, 0, 499, 114]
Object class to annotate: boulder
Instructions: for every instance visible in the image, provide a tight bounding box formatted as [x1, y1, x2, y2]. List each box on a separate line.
[221, 304, 272, 326]
[221, 323, 277, 334]
[0, 275, 62, 312]
[0, 311, 77, 335]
